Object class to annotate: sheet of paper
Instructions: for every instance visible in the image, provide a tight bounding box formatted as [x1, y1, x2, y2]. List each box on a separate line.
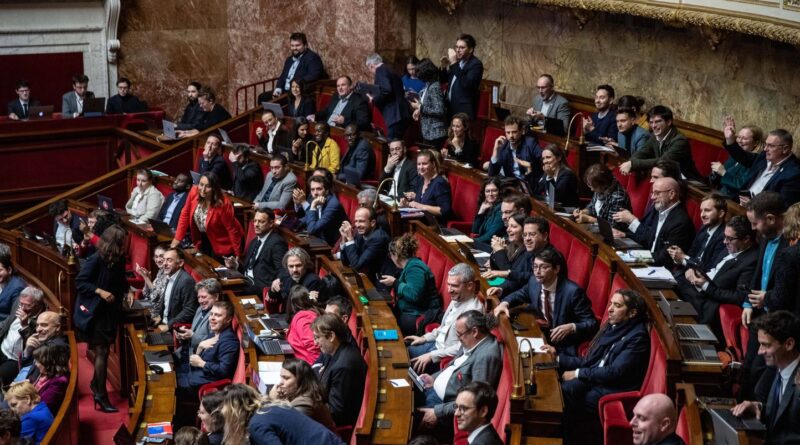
[441, 235, 473, 243]
[516, 336, 545, 353]
[632, 266, 676, 282]
[389, 378, 410, 388]
[151, 362, 172, 373]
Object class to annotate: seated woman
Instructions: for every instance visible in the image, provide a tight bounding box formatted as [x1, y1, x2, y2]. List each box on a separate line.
[309, 122, 340, 174]
[471, 177, 505, 247]
[268, 248, 322, 310]
[198, 390, 225, 445]
[268, 358, 336, 431]
[6, 381, 53, 445]
[172, 171, 244, 261]
[174, 426, 209, 445]
[290, 118, 312, 163]
[220, 383, 344, 445]
[379, 234, 442, 336]
[311, 314, 366, 427]
[442, 112, 480, 167]
[711, 124, 764, 198]
[400, 149, 452, 224]
[573, 163, 631, 230]
[125, 168, 165, 224]
[532, 144, 579, 209]
[286, 286, 322, 364]
[287, 79, 316, 119]
[31, 343, 70, 415]
[542, 289, 650, 444]
[481, 213, 531, 295]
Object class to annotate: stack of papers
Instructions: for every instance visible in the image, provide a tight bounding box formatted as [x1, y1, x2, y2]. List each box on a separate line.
[617, 249, 654, 264]
[586, 145, 617, 153]
[516, 336, 546, 353]
[441, 234, 473, 244]
[632, 266, 677, 288]
[253, 361, 282, 394]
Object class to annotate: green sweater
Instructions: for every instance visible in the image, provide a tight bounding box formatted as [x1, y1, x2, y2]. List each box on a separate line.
[395, 257, 441, 315]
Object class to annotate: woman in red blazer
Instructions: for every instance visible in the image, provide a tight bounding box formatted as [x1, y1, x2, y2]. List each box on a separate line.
[172, 172, 243, 259]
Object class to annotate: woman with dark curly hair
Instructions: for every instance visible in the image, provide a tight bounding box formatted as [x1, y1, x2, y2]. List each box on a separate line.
[268, 357, 336, 430]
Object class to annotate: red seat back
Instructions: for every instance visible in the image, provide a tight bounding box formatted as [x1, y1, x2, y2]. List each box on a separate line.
[684, 198, 703, 231]
[481, 125, 505, 164]
[549, 224, 571, 257]
[719, 304, 748, 359]
[689, 140, 722, 178]
[566, 239, 593, 289]
[127, 232, 152, 275]
[642, 326, 668, 395]
[349, 348, 371, 445]
[446, 173, 480, 230]
[586, 259, 612, 320]
[416, 234, 432, 263]
[477, 90, 490, 120]
[371, 103, 388, 136]
[317, 91, 333, 112]
[338, 191, 359, 222]
[628, 176, 652, 218]
[232, 318, 247, 384]
[331, 133, 348, 159]
[676, 406, 690, 445]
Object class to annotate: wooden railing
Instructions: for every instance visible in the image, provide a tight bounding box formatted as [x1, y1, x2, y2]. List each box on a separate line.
[234, 77, 279, 115]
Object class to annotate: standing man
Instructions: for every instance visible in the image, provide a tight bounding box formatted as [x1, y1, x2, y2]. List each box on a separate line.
[272, 32, 324, 99]
[365, 54, 411, 139]
[7, 80, 39, 120]
[61, 74, 94, 118]
[526, 74, 570, 135]
[315, 76, 371, 131]
[253, 155, 297, 210]
[443, 33, 484, 120]
[225, 209, 287, 296]
[106, 77, 147, 114]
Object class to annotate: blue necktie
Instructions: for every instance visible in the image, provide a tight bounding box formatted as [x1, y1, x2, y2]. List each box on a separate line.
[768, 373, 782, 422]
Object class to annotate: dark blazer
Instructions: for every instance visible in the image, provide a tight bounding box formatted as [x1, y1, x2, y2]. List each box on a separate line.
[446, 137, 481, 167]
[196, 104, 231, 132]
[24, 335, 68, 382]
[164, 269, 198, 329]
[380, 158, 418, 196]
[766, 244, 800, 316]
[653, 433, 686, 445]
[584, 111, 618, 145]
[287, 96, 316, 118]
[316, 93, 371, 131]
[432, 335, 502, 419]
[628, 204, 695, 267]
[257, 126, 291, 155]
[52, 213, 84, 246]
[61, 91, 95, 117]
[338, 138, 375, 181]
[158, 191, 189, 230]
[179, 326, 239, 388]
[754, 364, 800, 444]
[7, 99, 40, 119]
[502, 277, 598, 351]
[532, 93, 571, 134]
[725, 142, 800, 207]
[533, 168, 580, 208]
[317, 340, 367, 426]
[487, 135, 543, 184]
[231, 160, 264, 201]
[0, 275, 26, 322]
[177, 100, 203, 130]
[239, 231, 288, 296]
[297, 194, 348, 246]
[411, 175, 452, 223]
[270, 271, 322, 304]
[671, 224, 727, 272]
[199, 154, 233, 191]
[445, 56, 484, 119]
[341, 228, 391, 279]
[276, 49, 324, 93]
[248, 405, 345, 445]
[471, 425, 504, 445]
[373, 64, 411, 129]
[631, 129, 703, 182]
[491, 247, 534, 295]
[751, 236, 790, 295]
[106, 94, 147, 114]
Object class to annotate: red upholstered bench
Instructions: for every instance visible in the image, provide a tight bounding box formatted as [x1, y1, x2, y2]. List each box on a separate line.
[481, 125, 505, 165]
[689, 139, 725, 178]
[720, 304, 749, 361]
[446, 172, 480, 233]
[566, 238, 594, 289]
[586, 258, 612, 321]
[627, 175, 652, 219]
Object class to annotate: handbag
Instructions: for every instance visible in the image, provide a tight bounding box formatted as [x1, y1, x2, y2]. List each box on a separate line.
[72, 291, 102, 332]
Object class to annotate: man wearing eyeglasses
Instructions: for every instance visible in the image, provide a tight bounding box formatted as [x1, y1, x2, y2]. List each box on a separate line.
[0, 286, 46, 385]
[722, 116, 800, 207]
[454, 381, 503, 445]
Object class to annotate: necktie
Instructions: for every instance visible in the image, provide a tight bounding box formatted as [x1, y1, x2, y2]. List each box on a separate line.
[22, 103, 28, 118]
[246, 239, 262, 270]
[263, 179, 278, 201]
[543, 289, 553, 326]
[768, 373, 782, 421]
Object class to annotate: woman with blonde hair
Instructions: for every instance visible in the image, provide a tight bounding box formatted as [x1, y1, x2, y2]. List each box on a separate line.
[712, 120, 765, 198]
[6, 381, 52, 444]
[125, 168, 165, 224]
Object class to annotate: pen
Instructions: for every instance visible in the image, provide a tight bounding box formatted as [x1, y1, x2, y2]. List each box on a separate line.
[647, 269, 656, 276]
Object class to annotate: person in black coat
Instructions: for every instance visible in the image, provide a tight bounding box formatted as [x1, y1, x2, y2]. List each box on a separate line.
[443, 113, 481, 166]
[487, 116, 543, 184]
[154, 248, 198, 332]
[177, 81, 204, 131]
[316, 76, 371, 131]
[273, 33, 325, 98]
[176, 87, 231, 138]
[666, 194, 727, 272]
[366, 54, 411, 139]
[339, 207, 391, 281]
[198, 134, 233, 191]
[532, 144, 579, 209]
[442, 33, 484, 120]
[158, 173, 191, 230]
[228, 145, 264, 201]
[337, 124, 375, 183]
[48, 199, 84, 252]
[483, 214, 534, 295]
[381, 139, 418, 197]
[268, 248, 322, 309]
[105, 77, 147, 114]
[312, 314, 366, 426]
[225, 209, 287, 296]
[7, 80, 40, 120]
[286, 79, 316, 118]
[73, 225, 128, 413]
[400, 149, 452, 224]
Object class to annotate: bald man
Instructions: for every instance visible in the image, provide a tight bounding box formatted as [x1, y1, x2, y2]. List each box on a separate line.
[20, 311, 67, 383]
[630, 394, 686, 445]
[613, 177, 694, 266]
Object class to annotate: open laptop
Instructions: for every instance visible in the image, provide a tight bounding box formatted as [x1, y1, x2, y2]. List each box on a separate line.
[596, 217, 642, 250]
[342, 167, 362, 188]
[218, 128, 234, 147]
[352, 271, 392, 301]
[162, 120, 178, 139]
[675, 323, 718, 342]
[654, 293, 698, 324]
[708, 407, 765, 443]
[27, 105, 54, 120]
[456, 240, 490, 270]
[83, 97, 106, 117]
[543, 117, 566, 136]
[245, 323, 293, 355]
[681, 343, 722, 365]
[148, 218, 175, 238]
[260, 102, 285, 119]
[189, 170, 202, 185]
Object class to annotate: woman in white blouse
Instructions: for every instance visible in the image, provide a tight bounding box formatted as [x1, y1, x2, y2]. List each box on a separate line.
[125, 169, 164, 224]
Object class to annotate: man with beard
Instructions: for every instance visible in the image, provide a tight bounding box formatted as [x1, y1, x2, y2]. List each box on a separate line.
[272, 33, 324, 99]
[177, 81, 203, 130]
[487, 115, 543, 185]
[337, 124, 375, 183]
[158, 173, 191, 230]
[292, 174, 347, 245]
[225, 209, 287, 296]
[268, 248, 322, 307]
[582, 85, 618, 144]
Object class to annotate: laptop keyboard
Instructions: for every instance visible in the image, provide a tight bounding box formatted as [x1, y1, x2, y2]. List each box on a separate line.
[260, 339, 284, 355]
[146, 332, 173, 346]
[676, 324, 697, 339]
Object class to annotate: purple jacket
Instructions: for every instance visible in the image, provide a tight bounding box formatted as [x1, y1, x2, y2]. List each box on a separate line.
[37, 374, 69, 415]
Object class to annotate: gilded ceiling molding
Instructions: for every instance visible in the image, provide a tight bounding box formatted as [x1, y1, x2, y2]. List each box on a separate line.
[502, 0, 800, 46]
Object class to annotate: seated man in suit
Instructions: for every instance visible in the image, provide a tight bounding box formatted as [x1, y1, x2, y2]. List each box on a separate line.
[177, 81, 203, 131]
[381, 139, 418, 197]
[417, 310, 502, 438]
[253, 155, 297, 210]
[174, 278, 220, 354]
[61, 73, 94, 118]
[268, 247, 322, 308]
[7, 80, 39, 120]
[315, 76, 371, 131]
[666, 193, 728, 271]
[337, 124, 375, 183]
[339, 207, 390, 280]
[582, 84, 618, 145]
[225, 208, 287, 296]
[619, 105, 703, 182]
[198, 133, 233, 190]
[455, 381, 504, 445]
[442, 33, 484, 120]
[487, 115, 543, 185]
[158, 173, 191, 230]
[176, 87, 231, 138]
[630, 393, 686, 445]
[154, 248, 198, 333]
[526, 74, 570, 134]
[255, 109, 290, 156]
[47, 199, 83, 252]
[106, 77, 147, 114]
[612, 177, 695, 267]
[723, 116, 800, 207]
[405, 263, 484, 375]
[0, 244, 27, 324]
[292, 174, 347, 246]
[491, 247, 598, 354]
[19, 310, 67, 383]
[0, 286, 46, 384]
[675, 216, 757, 334]
[271, 32, 324, 99]
[733, 310, 800, 444]
[365, 53, 412, 139]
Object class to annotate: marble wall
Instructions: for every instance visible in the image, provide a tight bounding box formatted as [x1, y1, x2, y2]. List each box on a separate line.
[415, 0, 800, 139]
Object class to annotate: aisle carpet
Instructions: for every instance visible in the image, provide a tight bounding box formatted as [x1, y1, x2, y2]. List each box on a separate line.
[76, 343, 129, 444]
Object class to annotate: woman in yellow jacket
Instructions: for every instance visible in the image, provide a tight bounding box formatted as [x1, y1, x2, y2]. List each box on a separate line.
[309, 122, 340, 174]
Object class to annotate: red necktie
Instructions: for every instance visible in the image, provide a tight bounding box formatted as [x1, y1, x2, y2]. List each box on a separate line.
[543, 289, 552, 326]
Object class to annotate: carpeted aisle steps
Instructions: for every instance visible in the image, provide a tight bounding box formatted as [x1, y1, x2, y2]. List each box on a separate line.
[75, 343, 129, 444]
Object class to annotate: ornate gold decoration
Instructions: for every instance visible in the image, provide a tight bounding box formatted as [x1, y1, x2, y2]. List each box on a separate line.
[504, 0, 800, 46]
[699, 25, 729, 50]
[571, 8, 594, 30]
[438, 0, 467, 15]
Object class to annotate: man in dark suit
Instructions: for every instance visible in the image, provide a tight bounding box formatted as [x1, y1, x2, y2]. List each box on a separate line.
[733, 310, 800, 444]
[198, 134, 233, 190]
[339, 207, 390, 280]
[293, 174, 347, 246]
[443, 33, 484, 119]
[630, 393, 686, 445]
[7, 80, 39, 120]
[272, 32, 324, 99]
[155, 248, 198, 333]
[176, 87, 231, 138]
[366, 53, 411, 139]
[666, 194, 728, 272]
[105, 77, 147, 114]
[61, 73, 94, 118]
[229, 145, 263, 201]
[487, 115, 543, 184]
[158, 173, 191, 230]
[491, 247, 598, 354]
[255, 109, 290, 156]
[177, 81, 203, 131]
[614, 177, 695, 267]
[48, 199, 84, 251]
[315, 76, 371, 131]
[268, 247, 321, 309]
[723, 117, 800, 207]
[381, 139, 418, 197]
[225, 209, 287, 296]
[174, 278, 220, 354]
[21, 311, 67, 383]
[337, 124, 375, 183]
[455, 381, 503, 445]
[675, 216, 758, 336]
[253, 156, 297, 210]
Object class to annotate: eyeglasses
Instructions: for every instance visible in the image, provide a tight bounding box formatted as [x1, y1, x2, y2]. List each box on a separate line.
[453, 404, 476, 413]
[651, 189, 669, 195]
[724, 236, 741, 242]
[455, 329, 470, 339]
[765, 143, 788, 149]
